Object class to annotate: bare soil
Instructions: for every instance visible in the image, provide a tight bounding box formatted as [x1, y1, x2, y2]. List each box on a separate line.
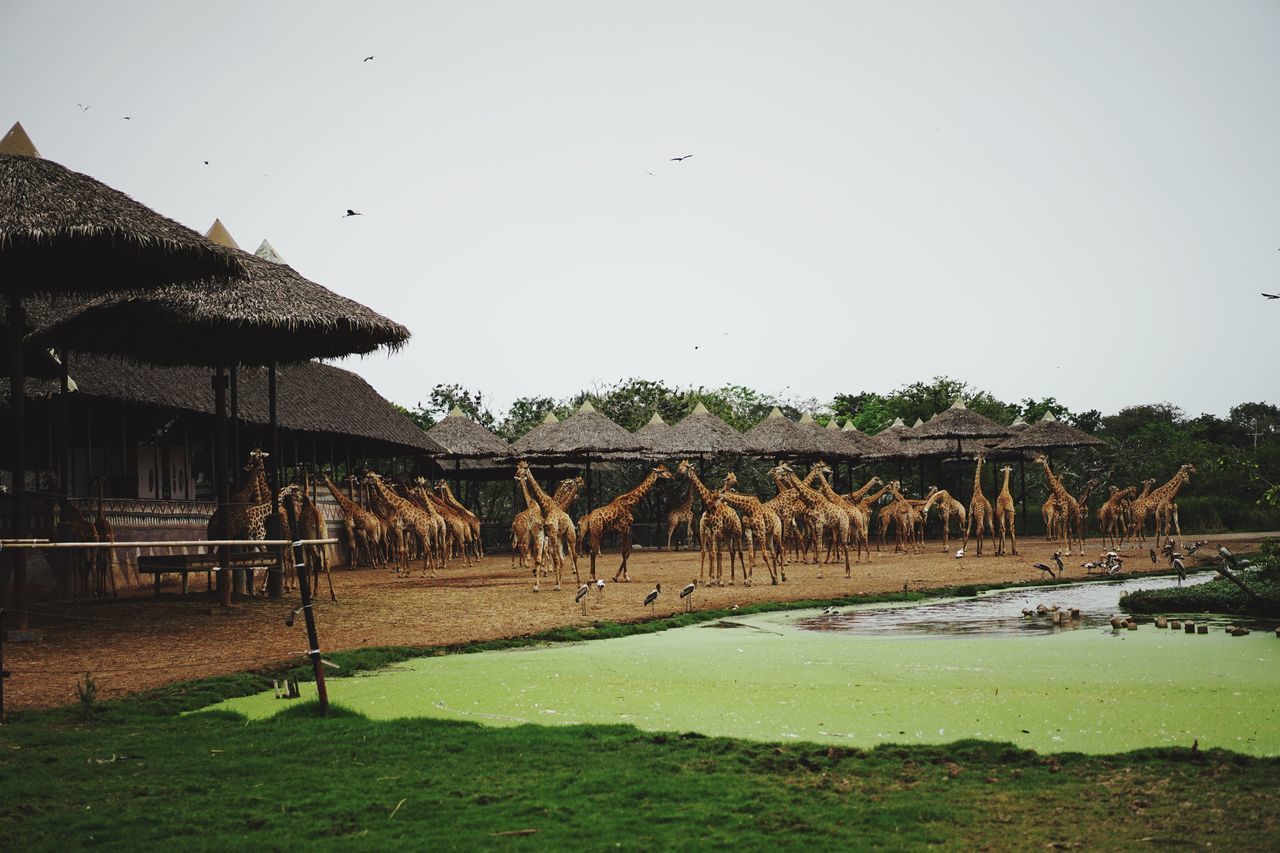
[4, 531, 1272, 711]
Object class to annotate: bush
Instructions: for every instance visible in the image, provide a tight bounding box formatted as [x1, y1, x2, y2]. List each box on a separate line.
[74, 672, 102, 721]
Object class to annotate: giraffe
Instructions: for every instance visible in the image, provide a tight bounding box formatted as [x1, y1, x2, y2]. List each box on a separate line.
[720, 471, 784, 583]
[962, 453, 996, 556]
[882, 481, 924, 554]
[209, 448, 286, 596]
[1031, 453, 1081, 556]
[1151, 464, 1197, 547]
[808, 463, 873, 566]
[665, 484, 696, 551]
[580, 465, 674, 582]
[1069, 478, 1099, 549]
[401, 479, 453, 571]
[321, 472, 385, 567]
[994, 465, 1018, 557]
[918, 488, 965, 552]
[763, 472, 807, 567]
[1042, 495, 1060, 541]
[1122, 469, 1192, 547]
[674, 461, 741, 585]
[1096, 485, 1135, 550]
[773, 462, 850, 576]
[91, 476, 117, 598]
[436, 480, 483, 559]
[288, 476, 335, 601]
[511, 471, 544, 570]
[55, 494, 99, 597]
[515, 461, 579, 592]
[363, 472, 442, 574]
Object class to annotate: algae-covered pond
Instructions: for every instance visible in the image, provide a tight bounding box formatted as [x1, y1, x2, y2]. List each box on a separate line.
[213, 576, 1280, 755]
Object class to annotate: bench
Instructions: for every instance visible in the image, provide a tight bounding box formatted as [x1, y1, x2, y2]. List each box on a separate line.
[137, 550, 284, 595]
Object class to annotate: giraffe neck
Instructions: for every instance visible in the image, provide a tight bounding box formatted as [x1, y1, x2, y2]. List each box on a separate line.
[1000, 467, 1012, 496]
[522, 470, 558, 513]
[849, 478, 879, 502]
[1038, 460, 1068, 499]
[718, 488, 760, 511]
[812, 468, 843, 503]
[682, 469, 716, 506]
[973, 457, 985, 494]
[1149, 470, 1189, 504]
[1137, 481, 1153, 500]
[518, 476, 539, 511]
[322, 475, 356, 512]
[788, 473, 827, 508]
[617, 471, 661, 508]
[676, 486, 694, 513]
[860, 483, 893, 507]
[1077, 481, 1096, 506]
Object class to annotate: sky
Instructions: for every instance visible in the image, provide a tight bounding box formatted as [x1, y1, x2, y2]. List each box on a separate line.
[2, 0, 1277, 420]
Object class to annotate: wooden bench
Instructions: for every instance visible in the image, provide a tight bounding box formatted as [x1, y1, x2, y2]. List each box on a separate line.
[137, 550, 284, 595]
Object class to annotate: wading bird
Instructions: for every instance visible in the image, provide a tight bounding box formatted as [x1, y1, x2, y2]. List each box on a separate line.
[1218, 544, 1235, 567]
[1052, 552, 1064, 575]
[679, 580, 696, 612]
[1172, 556, 1186, 585]
[1149, 548, 1158, 564]
[643, 582, 661, 613]
[575, 582, 590, 613]
[595, 578, 605, 604]
[1033, 562, 1056, 579]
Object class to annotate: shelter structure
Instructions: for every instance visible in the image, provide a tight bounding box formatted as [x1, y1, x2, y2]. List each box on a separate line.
[650, 401, 746, 459]
[742, 407, 826, 458]
[634, 412, 672, 459]
[1, 122, 242, 629]
[993, 411, 1105, 454]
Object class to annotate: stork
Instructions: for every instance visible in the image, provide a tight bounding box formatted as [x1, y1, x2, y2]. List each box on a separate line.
[643, 582, 661, 614]
[1052, 551, 1064, 576]
[1171, 556, 1186, 585]
[679, 580, 696, 612]
[1033, 562, 1056, 579]
[1217, 544, 1235, 567]
[575, 583, 590, 614]
[595, 578, 605, 605]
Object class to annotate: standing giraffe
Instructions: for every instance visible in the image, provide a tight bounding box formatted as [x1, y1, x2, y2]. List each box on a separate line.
[1069, 479, 1099, 549]
[919, 488, 966, 552]
[808, 463, 872, 567]
[963, 453, 996, 556]
[436, 481, 483, 559]
[1031, 453, 1081, 556]
[1123, 469, 1193, 547]
[321, 472, 384, 567]
[1097, 484, 1137, 550]
[720, 471, 784, 583]
[289, 477, 335, 601]
[665, 484, 696, 551]
[515, 461, 579, 592]
[91, 476, 117, 597]
[579, 466, 674, 582]
[772, 463, 850, 576]
[675, 461, 741, 585]
[1152, 465, 1197, 547]
[511, 471, 544, 570]
[993, 465, 1018, 557]
[363, 472, 441, 574]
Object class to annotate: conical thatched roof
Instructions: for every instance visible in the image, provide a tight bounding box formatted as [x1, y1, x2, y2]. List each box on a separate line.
[205, 218, 240, 251]
[742, 407, 825, 456]
[510, 411, 560, 454]
[796, 413, 856, 459]
[994, 411, 1105, 452]
[1, 125, 243, 293]
[908, 399, 1012, 440]
[424, 405, 508, 458]
[652, 401, 746, 457]
[255, 239, 286, 264]
[635, 412, 671, 439]
[834, 419, 895, 460]
[1009, 415, 1028, 430]
[511, 400, 643, 457]
[33, 220, 409, 366]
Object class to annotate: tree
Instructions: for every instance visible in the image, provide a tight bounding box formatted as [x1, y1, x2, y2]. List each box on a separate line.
[424, 383, 496, 429]
[1019, 397, 1071, 425]
[394, 403, 433, 432]
[497, 395, 560, 441]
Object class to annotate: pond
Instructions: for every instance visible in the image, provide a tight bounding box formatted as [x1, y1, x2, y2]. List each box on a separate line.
[211, 574, 1280, 756]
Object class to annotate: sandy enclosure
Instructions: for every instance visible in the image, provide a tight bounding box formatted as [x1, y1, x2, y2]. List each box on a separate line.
[4, 531, 1272, 711]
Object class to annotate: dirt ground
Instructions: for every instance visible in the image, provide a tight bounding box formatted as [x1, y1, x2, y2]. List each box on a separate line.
[3, 531, 1273, 712]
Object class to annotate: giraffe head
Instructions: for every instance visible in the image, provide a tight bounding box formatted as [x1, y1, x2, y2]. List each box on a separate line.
[768, 462, 795, 481]
[675, 459, 696, 478]
[1000, 465, 1012, 475]
[652, 464, 673, 480]
[1031, 452, 1048, 466]
[723, 471, 739, 490]
[1178, 463, 1197, 480]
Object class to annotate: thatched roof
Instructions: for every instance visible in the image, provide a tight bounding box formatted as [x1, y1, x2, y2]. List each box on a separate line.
[1009, 415, 1028, 430]
[511, 401, 644, 457]
[510, 411, 560, 454]
[32, 220, 409, 366]
[651, 401, 746, 457]
[9, 352, 442, 453]
[424, 406, 508, 458]
[254, 239, 285, 264]
[829, 419, 891, 460]
[635, 412, 671, 439]
[742, 407, 825, 457]
[994, 411, 1105, 452]
[796, 413, 856, 459]
[1, 125, 243, 294]
[908, 399, 1012, 440]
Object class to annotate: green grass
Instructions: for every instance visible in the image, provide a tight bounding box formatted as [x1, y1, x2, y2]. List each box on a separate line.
[1121, 568, 1280, 616]
[3, 701, 1278, 850]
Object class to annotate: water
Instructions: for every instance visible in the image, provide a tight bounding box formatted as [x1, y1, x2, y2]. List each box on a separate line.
[209, 574, 1280, 755]
[796, 571, 1273, 638]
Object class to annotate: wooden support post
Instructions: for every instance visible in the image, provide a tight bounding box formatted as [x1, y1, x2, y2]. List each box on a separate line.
[8, 294, 28, 630]
[213, 363, 232, 608]
[267, 365, 284, 598]
[284, 493, 327, 715]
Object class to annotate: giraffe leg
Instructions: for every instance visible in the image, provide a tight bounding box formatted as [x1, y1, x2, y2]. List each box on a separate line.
[614, 529, 632, 583]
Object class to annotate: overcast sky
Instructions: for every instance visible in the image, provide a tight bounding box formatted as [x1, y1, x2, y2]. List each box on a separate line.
[3, 1, 1277, 420]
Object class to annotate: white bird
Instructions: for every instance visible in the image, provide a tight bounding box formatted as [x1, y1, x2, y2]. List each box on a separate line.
[954, 548, 965, 559]
[679, 580, 696, 611]
[643, 583, 661, 613]
[1218, 545, 1235, 567]
[1172, 556, 1186, 585]
[1082, 561, 1098, 573]
[595, 578, 606, 604]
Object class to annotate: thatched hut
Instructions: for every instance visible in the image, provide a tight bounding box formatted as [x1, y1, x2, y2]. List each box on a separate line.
[907, 399, 1012, 442]
[742, 407, 825, 457]
[651, 401, 746, 458]
[993, 411, 1105, 453]
[510, 411, 560, 455]
[511, 400, 643, 458]
[425, 406, 508, 459]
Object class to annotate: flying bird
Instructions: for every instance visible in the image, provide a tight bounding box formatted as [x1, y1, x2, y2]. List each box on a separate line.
[1263, 293, 1279, 299]
[670, 154, 693, 162]
[121, 116, 131, 120]
[343, 209, 362, 217]
[203, 160, 209, 165]
[76, 103, 90, 112]
[363, 55, 375, 62]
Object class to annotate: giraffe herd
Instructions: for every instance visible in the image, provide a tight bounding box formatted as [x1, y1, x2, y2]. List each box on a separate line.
[179, 447, 1200, 602]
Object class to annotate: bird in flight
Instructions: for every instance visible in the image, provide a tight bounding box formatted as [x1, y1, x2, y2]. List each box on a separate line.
[76, 103, 90, 112]
[121, 116, 131, 120]
[363, 55, 374, 62]
[1263, 293, 1279, 300]
[343, 209, 363, 218]
[203, 160, 209, 165]
[670, 154, 693, 162]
